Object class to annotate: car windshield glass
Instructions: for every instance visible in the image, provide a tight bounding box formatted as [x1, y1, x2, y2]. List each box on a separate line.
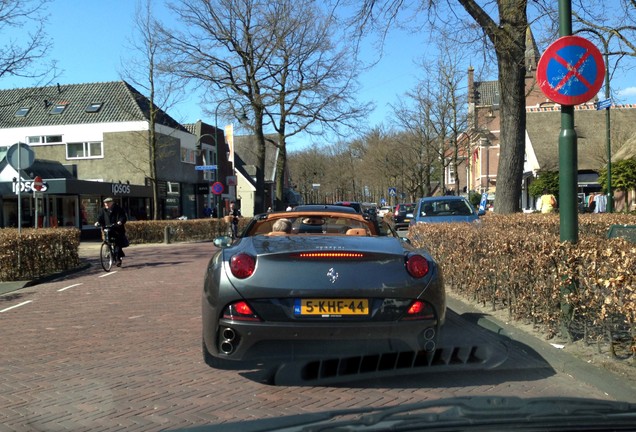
[421, 200, 473, 216]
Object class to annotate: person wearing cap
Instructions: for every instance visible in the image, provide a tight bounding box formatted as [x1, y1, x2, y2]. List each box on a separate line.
[96, 197, 128, 266]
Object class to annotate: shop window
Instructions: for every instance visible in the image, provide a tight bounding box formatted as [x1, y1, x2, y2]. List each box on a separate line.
[67, 142, 103, 159]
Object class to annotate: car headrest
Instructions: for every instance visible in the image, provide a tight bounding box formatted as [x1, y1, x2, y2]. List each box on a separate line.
[345, 228, 367, 236]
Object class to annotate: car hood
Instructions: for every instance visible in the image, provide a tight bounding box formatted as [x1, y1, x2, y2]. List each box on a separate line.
[220, 236, 438, 298]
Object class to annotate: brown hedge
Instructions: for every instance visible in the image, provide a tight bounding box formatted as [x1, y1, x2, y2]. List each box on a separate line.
[0, 218, 250, 282]
[409, 213, 635, 362]
[0, 228, 81, 282]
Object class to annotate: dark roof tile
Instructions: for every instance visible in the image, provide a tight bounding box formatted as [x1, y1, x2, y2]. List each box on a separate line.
[0, 81, 186, 131]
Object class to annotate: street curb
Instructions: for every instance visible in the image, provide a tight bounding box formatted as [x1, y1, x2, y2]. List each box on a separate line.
[446, 294, 636, 403]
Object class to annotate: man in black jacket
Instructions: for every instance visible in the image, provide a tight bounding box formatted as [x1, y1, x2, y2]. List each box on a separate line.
[96, 197, 128, 266]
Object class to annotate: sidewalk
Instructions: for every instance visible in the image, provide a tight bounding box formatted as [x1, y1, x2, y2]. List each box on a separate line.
[446, 293, 636, 402]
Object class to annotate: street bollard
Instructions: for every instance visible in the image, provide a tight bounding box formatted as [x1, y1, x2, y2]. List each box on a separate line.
[164, 226, 171, 244]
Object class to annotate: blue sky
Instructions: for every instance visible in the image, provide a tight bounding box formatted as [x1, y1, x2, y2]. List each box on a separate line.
[2, 1, 635, 150]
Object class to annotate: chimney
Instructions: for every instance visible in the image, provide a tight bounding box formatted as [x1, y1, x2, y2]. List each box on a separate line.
[467, 67, 475, 104]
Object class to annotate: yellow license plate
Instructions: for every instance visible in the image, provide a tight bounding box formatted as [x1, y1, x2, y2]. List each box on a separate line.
[295, 299, 369, 316]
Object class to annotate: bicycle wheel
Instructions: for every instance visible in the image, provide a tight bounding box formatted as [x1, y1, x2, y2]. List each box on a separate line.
[100, 242, 114, 272]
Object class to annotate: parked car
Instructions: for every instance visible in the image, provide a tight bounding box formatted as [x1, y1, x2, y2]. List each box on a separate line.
[334, 201, 379, 221]
[202, 207, 446, 370]
[393, 203, 416, 231]
[333, 201, 363, 213]
[410, 196, 481, 225]
[377, 205, 394, 218]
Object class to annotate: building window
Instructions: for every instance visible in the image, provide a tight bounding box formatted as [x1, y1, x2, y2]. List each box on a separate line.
[15, 107, 31, 117]
[27, 135, 63, 145]
[67, 142, 103, 159]
[85, 102, 103, 113]
[167, 182, 180, 194]
[50, 103, 68, 115]
[447, 164, 456, 184]
[181, 147, 196, 164]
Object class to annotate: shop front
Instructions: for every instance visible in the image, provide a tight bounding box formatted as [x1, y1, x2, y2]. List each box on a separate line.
[0, 177, 152, 232]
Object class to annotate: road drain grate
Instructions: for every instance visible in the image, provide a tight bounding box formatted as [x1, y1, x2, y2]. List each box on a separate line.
[300, 346, 488, 381]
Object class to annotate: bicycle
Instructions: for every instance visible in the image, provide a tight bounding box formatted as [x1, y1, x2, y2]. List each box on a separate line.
[97, 223, 122, 272]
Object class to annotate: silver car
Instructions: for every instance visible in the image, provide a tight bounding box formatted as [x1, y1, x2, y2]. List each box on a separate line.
[202, 207, 446, 370]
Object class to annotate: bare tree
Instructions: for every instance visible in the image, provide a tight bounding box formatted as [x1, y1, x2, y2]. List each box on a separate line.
[393, 80, 445, 198]
[0, 0, 56, 92]
[160, 0, 368, 212]
[160, 0, 283, 214]
[120, 0, 188, 219]
[346, 1, 529, 213]
[263, 0, 370, 209]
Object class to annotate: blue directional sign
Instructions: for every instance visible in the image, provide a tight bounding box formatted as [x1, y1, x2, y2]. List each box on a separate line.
[596, 98, 612, 110]
[195, 165, 217, 171]
[536, 35, 605, 106]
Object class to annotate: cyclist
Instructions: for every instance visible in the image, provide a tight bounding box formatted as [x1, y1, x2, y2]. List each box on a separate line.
[96, 197, 128, 267]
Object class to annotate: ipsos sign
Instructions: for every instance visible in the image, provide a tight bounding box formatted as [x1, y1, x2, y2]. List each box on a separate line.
[112, 183, 131, 195]
[13, 178, 49, 194]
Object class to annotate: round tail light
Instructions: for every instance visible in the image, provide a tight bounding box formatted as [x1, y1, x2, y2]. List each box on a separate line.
[405, 254, 429, 278]
[230, 253, 255, 278]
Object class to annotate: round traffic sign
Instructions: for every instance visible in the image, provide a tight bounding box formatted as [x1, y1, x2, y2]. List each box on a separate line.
[536, 35, 605, 106]
[6, 142, 35, 170]
[211, 181, 224, 195]
[33, 175, 44, 191]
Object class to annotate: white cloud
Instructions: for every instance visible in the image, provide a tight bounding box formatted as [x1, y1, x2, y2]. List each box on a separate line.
[616, 86, 636, 100]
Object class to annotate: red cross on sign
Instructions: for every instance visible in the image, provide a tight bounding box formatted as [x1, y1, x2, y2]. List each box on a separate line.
[536, 35, 605, 106]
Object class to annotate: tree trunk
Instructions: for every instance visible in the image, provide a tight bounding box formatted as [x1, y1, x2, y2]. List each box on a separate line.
[494, 41, 527, 213]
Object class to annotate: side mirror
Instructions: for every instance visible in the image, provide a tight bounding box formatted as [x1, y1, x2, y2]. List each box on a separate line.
[213, 236, 233, 248]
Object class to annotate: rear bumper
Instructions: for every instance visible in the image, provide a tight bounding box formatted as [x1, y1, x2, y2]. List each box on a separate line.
[203, 313, 440, 365]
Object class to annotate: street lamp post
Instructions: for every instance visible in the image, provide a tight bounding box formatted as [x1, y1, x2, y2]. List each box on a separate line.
[211, 98, 248, 214]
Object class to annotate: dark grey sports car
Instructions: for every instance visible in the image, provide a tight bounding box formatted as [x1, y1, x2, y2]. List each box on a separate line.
[202, 207, 446, 369]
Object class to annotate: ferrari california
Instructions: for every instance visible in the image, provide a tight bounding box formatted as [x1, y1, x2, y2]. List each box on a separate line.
[202, 205, 446, 369]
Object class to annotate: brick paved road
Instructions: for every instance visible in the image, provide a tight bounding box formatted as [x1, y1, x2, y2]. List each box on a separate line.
[0, 242, 625, 431]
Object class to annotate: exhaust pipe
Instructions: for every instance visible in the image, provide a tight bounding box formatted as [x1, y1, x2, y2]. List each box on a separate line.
[423, 340, 436, 352]
[419, 327, 436, 352]
[423, 328, 436, 340]
[222, 327, 236, 341]
[219, 327, 237, 354]
[220, 340, 234, 354]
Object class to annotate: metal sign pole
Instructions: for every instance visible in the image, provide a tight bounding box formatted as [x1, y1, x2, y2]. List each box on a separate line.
[17, 144, 22, 235]
[558, 0, 577, 243]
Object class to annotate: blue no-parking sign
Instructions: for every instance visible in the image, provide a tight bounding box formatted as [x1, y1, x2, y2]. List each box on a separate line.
[536, 35, 605, 106]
